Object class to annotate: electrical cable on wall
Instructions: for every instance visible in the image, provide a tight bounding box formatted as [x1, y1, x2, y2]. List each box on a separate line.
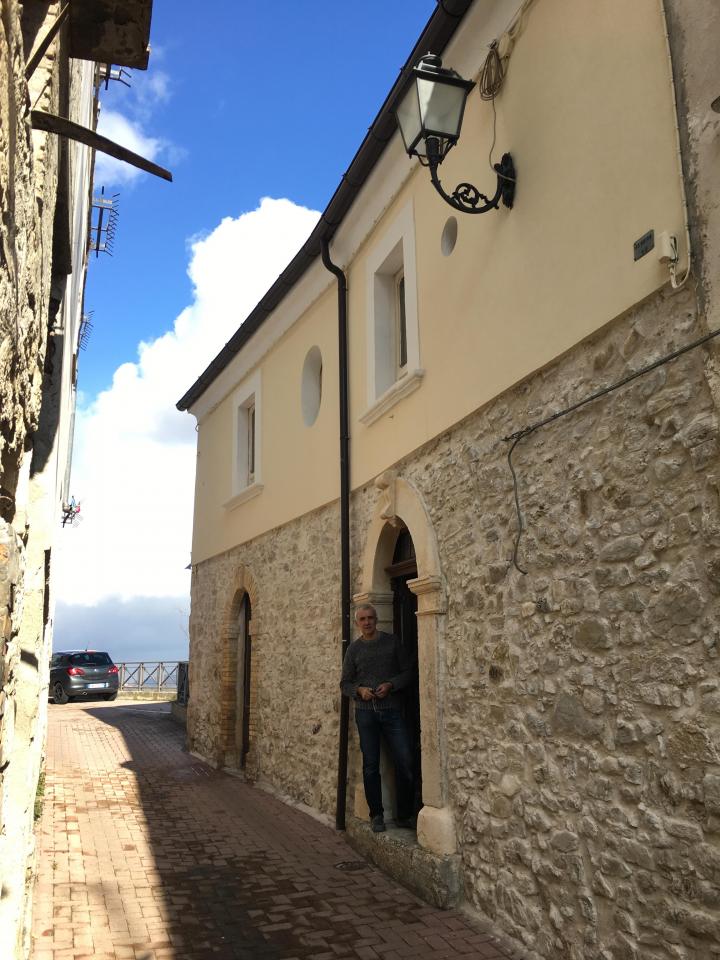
[478, 42, 511, 182]
[475, 0, 538, 181]
[502, 324, 720, 575]
[479, 41, 505, 100]
[506, 434, 529, 575]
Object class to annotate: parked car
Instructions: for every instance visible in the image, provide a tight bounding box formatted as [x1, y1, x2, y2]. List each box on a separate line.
[49, 651, 120, 704]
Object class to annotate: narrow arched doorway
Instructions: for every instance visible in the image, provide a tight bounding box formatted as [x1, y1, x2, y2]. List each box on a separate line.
[385, 527, 422, 815]
[235, 593, 252, 768]
[356, 472, 457, 858]
[219, 567, 260, 771]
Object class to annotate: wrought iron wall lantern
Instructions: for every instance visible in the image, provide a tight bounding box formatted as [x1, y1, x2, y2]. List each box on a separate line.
[395, 54, 515, 214]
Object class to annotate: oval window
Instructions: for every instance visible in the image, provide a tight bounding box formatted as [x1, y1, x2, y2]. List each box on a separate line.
[301, 346, 323, 426]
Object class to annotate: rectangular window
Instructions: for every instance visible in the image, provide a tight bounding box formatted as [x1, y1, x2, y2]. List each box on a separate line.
[70, 652, 112, 666]
[236, 395, 256, 489]
[226, 370, 263, 509]
[362, 202, 423, 425]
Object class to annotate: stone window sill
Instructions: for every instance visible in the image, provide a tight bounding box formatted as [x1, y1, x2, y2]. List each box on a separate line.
[360, 368, 424, 426]
[223, 482, 264, 511]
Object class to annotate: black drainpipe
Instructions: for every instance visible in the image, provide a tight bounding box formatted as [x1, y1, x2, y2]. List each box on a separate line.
[320, 237, 351, 831]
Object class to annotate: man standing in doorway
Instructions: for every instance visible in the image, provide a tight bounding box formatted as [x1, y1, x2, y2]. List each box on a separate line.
[340, 603, 415, 833]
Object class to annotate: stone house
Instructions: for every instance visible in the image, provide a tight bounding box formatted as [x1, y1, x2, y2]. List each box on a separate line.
[178, 1, 720, 957]
[0, 2, 159, 956]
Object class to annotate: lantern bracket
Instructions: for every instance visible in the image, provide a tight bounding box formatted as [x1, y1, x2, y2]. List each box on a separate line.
[426, 140, 515, 214]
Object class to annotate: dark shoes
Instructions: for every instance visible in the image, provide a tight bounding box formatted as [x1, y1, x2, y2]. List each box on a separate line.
[370, 814, 415, 832]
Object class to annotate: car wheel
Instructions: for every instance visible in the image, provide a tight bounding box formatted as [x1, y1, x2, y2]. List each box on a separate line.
[104, 692, 118, 701]
[52, 682, 69, 705]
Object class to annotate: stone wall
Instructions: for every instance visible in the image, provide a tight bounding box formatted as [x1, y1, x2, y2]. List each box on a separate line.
[188, 502, 343, 817]
[0, 3, 66, 958]
[349, 285, 719, 960]
[190, 283, 720, 959]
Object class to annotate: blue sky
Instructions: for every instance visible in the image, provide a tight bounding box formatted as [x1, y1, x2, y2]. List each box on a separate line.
[54, 0, 437, 663]
[81, 0, 437, 398]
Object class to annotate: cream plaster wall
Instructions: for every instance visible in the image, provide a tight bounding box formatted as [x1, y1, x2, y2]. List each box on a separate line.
[346, 0, 686, 483]
[192, 286, 339, 561]
[191, 0, 687, 564]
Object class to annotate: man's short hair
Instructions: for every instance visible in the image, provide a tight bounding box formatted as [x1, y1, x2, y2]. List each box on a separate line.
[354, 603, 377, 621]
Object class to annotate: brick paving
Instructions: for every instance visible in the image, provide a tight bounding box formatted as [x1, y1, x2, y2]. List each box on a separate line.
[31, 700, 525, 960]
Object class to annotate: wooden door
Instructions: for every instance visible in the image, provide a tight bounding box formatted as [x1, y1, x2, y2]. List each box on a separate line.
[386, 528, 422, 814]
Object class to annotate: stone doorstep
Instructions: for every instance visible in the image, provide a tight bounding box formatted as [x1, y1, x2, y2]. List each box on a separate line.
[345, 815, 462, 910]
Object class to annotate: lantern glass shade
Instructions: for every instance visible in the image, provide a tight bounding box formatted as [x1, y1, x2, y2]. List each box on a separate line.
[396, 84, 424, 156]
[417, 76, 468, 139]
[395, 83, 422, 156]
[395, 56, 474, 162]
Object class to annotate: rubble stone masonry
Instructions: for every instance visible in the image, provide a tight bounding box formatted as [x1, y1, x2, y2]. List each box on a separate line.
[0, 2, 64, 957]
[190, 281, 720, 960]
[188, 503, 343, 815]
[387, 285, 720, 960]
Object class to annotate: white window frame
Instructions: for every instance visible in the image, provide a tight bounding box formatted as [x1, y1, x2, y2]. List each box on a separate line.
[224, 370, 263, 510]
[361, 201, 423, 426]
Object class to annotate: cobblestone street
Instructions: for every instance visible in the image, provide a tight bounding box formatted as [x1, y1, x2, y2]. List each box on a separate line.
[31, 701, 524, 960]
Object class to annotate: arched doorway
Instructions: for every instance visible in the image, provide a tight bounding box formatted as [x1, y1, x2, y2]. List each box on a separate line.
[355, 471, 457, 857]
[218, 566, 259, 771]
[236, 593, 252, 768]
[385, 527, 422, 815]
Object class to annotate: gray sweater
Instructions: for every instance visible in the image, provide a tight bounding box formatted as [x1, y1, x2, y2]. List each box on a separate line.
[340, 632, 411, 711]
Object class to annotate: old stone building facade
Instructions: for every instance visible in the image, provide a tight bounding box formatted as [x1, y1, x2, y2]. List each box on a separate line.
[180, 1, 720, 957]
[0, 6, 91, 957]
[0, 2, 157, 956]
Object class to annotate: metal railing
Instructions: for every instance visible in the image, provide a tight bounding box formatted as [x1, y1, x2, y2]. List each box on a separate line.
[118, 661, 180, 694]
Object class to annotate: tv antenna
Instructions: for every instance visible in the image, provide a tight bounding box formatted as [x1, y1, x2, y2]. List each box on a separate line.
[90, 187, 119, 257]
[61, 497, 82, 528]
[78, 311, 93, 351]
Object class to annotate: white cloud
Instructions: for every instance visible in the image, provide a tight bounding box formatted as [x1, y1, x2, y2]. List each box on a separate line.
[144, 70, 171, 105]
[93, 52, 177, 187]
[95, 108, 164, 186]
[55, 597, 190, 662]
[56, 197, 320, 607]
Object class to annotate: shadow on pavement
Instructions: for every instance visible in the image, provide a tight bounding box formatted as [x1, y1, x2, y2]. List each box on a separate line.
[34, 700, 516, 960]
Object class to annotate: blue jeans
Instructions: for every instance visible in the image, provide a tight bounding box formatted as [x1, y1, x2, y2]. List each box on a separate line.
[355, 707, 414, 820]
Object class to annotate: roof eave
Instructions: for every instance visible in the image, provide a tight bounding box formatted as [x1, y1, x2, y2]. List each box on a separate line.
[176, 0, 473, 413]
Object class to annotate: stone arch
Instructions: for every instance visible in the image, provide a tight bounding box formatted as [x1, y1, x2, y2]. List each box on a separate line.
[218, 565, 260, 768]
[361, 471, 443, 596]
[355, 471, 456, 856]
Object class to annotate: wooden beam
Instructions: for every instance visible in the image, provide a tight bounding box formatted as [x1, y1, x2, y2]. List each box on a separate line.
[30, 111, 173, 182]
